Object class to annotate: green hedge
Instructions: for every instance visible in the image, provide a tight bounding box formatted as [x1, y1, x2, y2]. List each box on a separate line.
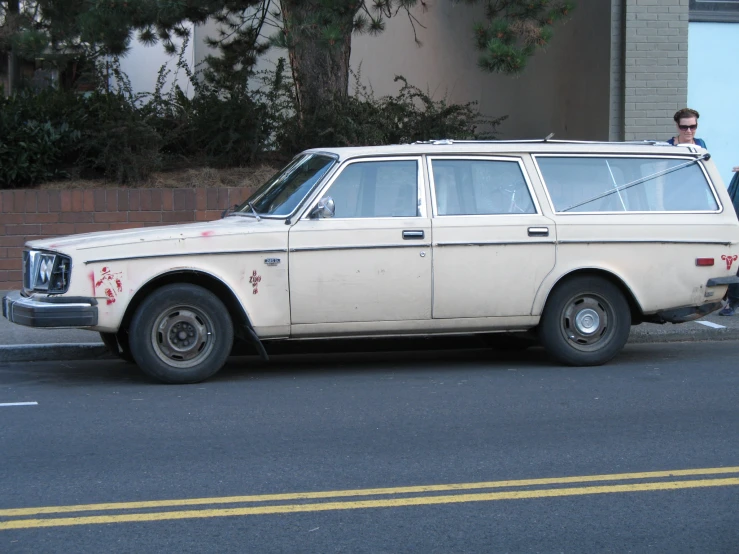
[0, 67, 503, 188]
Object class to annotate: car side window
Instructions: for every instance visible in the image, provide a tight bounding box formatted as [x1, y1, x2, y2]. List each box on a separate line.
[323, 160, 420, 218]
[431, 159, 536, 215]
[536, 156, 719, 212]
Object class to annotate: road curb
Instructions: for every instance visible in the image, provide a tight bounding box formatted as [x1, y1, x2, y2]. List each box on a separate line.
[0, 343, 112, 363]
[1, 326, 739, 363]
[627, 324, 739, 344]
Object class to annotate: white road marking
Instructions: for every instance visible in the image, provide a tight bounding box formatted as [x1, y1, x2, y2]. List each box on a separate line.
[0, 402, 38, 407]
[696, 321, 726, 329]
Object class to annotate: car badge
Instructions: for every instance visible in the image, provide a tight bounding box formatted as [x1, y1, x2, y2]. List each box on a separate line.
[264, 258, 281, 266]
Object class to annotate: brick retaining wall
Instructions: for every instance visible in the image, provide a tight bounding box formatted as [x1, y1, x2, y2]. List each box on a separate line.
[0, 187, 254, 289]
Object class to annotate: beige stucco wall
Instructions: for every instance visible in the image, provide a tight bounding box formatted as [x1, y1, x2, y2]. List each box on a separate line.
[195, 0, 613, 141]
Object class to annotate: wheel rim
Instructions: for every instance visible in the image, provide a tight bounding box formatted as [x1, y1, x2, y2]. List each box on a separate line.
[559, 293, 615, 352]
[150, 305, 216, 369]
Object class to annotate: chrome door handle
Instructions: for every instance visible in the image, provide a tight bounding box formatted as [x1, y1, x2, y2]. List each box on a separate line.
[528, 227, 549, 237]
[403, 230, 425, 240]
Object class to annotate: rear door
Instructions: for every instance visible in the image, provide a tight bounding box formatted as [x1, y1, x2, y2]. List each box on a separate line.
[429, 156, 556, 318]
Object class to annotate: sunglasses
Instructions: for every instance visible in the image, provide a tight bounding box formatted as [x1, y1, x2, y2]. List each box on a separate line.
[678, 124, 697, 131]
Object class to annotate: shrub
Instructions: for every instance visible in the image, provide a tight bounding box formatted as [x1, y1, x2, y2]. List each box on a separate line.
[76, 92, 162, 183]
[0, 57, 505, 188]
[0, 90, 82, 187]
[274, 72, 506, 155]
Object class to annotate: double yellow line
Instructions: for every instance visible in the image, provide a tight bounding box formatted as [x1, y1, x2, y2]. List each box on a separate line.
[2, 466, 739, 530]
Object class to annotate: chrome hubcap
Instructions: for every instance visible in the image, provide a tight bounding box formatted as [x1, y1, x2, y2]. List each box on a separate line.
[151, 307, 215, 368]
[575, 308, 600, 335]
[561, 295, 612, 351]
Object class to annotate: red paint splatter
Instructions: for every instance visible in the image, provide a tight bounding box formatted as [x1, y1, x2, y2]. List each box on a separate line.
[721, 254, 738, 270]
[249, 270, 262, 295]
[89, 271, 96, 293]
[104, 288, 116, 305]
[94, 267, 124, 302]
[201, 230, 215, 237]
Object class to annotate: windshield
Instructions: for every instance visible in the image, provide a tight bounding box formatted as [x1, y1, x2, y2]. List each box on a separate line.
[235, 154, 336, 217]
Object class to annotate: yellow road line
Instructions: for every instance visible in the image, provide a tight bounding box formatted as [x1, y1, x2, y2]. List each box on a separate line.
[2, 477, 738, 530]
[1, 466, 738, 518]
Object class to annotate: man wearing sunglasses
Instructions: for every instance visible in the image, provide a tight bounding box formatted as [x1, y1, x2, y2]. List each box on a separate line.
[666, 108, 707, 148]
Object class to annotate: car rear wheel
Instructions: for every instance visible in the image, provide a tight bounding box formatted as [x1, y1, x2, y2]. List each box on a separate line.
[538, 276, 631, 366]
[129, 284, 234, 384]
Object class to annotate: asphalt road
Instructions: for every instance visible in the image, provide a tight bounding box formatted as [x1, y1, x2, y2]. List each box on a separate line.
[1, 342, 738, 553]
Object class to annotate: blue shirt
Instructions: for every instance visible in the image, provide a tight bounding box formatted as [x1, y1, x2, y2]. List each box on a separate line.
[666, 137, 707, 148]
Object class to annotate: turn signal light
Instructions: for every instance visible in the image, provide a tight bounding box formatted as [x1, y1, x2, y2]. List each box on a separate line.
[696, 258, 714, 266]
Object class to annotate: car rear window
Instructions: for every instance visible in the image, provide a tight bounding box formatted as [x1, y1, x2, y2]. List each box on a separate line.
[535, 156, 719, 213]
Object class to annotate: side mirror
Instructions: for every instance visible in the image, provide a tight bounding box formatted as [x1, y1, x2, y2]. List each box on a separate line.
[310, 196, 335, 219]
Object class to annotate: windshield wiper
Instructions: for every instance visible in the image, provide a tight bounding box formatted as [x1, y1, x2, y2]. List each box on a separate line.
[247, 201, 261, 222]
[561, 153, 711, 212]
[221, 203, 237, 218]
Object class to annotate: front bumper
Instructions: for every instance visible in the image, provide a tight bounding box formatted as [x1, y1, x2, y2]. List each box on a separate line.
[2, 291, 98, 328]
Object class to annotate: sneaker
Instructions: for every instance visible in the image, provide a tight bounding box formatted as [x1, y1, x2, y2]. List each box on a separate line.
[719, 305, 736, 316]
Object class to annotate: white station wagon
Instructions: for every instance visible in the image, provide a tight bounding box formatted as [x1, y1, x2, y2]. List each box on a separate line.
[4, 140, 739, 383]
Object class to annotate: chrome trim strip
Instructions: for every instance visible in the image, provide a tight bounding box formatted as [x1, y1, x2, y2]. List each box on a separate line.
[290, 244, 431, 253]
[84, 249, 288, 265]
[434, 241, 555, 247]
[12, 297, 94, 309]
[557, 240, 732, 245]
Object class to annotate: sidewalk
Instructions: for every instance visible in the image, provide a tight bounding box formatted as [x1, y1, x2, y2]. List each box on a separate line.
[3, 290, 739, 363]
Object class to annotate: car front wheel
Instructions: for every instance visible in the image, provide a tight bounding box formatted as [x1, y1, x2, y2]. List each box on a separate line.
[538, 276, 631, 366]
[129, 284, 234, 384]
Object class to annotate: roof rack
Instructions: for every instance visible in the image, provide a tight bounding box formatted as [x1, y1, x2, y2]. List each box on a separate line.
[414, 137, 676, 147]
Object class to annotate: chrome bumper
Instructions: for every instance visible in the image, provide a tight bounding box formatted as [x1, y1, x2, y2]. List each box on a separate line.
[2, 291, 98, 328]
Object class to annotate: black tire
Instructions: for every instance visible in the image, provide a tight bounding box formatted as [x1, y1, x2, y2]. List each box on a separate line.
[129, 284, 234, 384]
[99, 331, 135, 363]
[538, 276, 631, 366]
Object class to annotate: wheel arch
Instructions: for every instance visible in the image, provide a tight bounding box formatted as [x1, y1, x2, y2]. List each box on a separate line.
[535, 268, 645, 324]
[120, 270, 252, 335]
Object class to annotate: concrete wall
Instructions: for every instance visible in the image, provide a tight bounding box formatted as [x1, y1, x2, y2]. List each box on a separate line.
[688, 22, 739, 187]
[117, 24, 195, 98]
[195, 0, 613, 141]
[623, 0, 689, 141]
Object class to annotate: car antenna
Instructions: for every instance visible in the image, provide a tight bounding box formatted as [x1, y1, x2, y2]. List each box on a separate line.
[543, 133, 555, 141]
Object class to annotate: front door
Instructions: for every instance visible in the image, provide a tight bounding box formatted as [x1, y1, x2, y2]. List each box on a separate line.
[289, 157, 432, 325]
[429, 156, 556, 318]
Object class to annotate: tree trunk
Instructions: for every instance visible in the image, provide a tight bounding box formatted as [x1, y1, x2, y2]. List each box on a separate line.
[5, 0, 22, 94]
[280, 0, 359, 119]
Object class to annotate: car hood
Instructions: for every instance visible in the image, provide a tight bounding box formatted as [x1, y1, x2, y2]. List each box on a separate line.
[27, 216, 286, 259]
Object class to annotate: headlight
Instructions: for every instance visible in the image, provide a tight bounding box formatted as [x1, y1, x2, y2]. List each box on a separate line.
[23, 250, 71, 293]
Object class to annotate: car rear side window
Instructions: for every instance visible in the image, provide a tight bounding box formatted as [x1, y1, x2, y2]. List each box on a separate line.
[536, 156, 719, 213]
[430, 158, 536, 215]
